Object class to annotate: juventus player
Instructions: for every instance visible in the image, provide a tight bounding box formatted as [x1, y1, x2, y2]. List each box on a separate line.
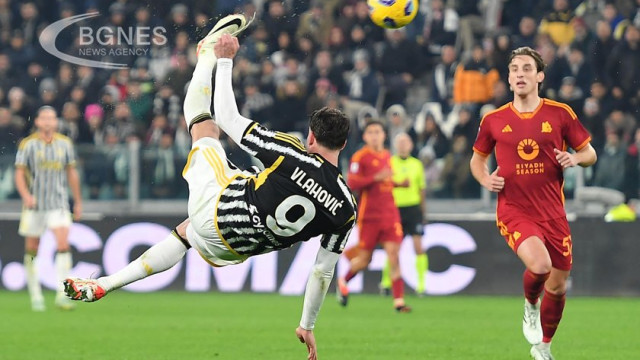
[64, 15, 356, 360]
[15, 106, 82, 311]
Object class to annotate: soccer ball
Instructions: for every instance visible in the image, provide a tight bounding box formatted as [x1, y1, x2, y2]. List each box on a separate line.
[367, 0, 418, 29]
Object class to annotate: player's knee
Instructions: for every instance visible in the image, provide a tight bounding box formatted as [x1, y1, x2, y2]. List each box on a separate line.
[175, 219, 190, 239]
[353, 253, 372, 267]
[24, 238, 39, 253]
[544, 282, 567, 295]
[528, 260, 552, 275]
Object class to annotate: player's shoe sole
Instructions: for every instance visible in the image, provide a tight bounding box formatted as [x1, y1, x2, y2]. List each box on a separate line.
[523, 300, 543, 345]
[196, 13, 254, 58]
[63, 278, 107, 302]
[336, 278, 349, 307]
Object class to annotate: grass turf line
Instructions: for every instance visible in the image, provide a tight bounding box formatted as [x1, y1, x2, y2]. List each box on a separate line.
[0, 291, 638, 359]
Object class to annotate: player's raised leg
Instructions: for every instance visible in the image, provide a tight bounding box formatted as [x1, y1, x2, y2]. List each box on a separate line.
[337, 247, 373, 306]
[64, 220, 192, 302]
[517, 236, 552, 345]
[185, 14, 250, 142]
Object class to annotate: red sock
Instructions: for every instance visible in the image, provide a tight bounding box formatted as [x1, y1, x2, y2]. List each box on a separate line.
[541, 291, 566, 343]
[344, 270, 357, 282]
[391, 278, 404, 299]
[523, 270, 550, 304]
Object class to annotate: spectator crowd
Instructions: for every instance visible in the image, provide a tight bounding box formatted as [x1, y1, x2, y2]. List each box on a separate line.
[0, 0, 640, 201]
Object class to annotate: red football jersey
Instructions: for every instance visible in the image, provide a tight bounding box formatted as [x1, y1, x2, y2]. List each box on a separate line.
[347, 146, 400, 222]
[473, 99, 592, 221]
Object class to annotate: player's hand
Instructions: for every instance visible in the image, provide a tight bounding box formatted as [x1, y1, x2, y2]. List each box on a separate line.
[395, 179, 410, 187]
[373, 168, 393, 182]
[554, 148, 578, 169]
[23, 194, 36, 209]
[214, 34, 239, 59]
[482, 166, 504, 192]
[296, 326, 317, 360]
[73, 202, 82, 221]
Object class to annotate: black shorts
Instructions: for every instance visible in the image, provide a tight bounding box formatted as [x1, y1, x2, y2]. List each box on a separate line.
[399, 205, 424, 236]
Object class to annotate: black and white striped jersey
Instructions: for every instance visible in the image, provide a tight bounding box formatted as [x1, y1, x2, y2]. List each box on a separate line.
[15, 133, 76, 211]
[215, 122, 357, 256]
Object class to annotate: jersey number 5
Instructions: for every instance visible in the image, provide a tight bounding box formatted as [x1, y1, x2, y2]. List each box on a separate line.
[266, 195, 316, 237]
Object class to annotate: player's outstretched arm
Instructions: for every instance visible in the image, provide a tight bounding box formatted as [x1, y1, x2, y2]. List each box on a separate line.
[297, 246, 340, 360]
[213, 34, 254, 145]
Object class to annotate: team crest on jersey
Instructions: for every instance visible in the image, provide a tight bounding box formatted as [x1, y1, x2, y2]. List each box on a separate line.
[541, 121, 552, 133]
[372, 159, 379, 166]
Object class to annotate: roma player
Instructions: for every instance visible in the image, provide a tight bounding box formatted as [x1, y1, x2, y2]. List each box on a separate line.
[470, 47, 597, 360]
[337, 120, 411, 312]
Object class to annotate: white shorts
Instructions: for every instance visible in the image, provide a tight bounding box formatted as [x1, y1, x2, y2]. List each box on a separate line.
[18, 208, 72, 237]
[182, 137, 249, 267]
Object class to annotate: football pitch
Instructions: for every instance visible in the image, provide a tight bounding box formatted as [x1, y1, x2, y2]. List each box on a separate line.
[1, 291, 638, 359]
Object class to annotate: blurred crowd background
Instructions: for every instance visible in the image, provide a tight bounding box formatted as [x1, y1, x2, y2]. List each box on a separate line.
[0, 0, 639, 202]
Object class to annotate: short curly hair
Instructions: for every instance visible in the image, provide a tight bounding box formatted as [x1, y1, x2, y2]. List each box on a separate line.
[309, 107, 350, 150]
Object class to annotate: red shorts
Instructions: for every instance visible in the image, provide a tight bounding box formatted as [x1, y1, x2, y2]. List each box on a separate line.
[358, 219, 403, 251]
[497, 215, 573, 271]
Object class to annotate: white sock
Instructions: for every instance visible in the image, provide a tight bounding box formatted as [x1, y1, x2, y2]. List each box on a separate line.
[183, 55, 217, 127]
[97, 233, 188, 292]
[55, 251, 72, 294]
[24, 253, 43, 302]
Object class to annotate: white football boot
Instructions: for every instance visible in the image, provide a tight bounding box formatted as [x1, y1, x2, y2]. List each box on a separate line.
[523, 299, 543, 345]
[530, 342, 555, 360]
[196, 13, 254, 58]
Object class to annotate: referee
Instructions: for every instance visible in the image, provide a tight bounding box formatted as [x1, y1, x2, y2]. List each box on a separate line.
[382, 133, 428, 295]
[15, 106, 82, 311]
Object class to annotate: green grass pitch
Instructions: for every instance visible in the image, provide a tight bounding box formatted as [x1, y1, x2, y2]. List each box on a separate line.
[1, 291, 638, 359]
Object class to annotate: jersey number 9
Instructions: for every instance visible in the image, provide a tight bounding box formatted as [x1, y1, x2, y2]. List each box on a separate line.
[266, 195, 316, 237]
